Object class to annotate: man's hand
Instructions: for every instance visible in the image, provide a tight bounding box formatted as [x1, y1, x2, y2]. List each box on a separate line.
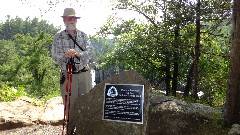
[65, 49, 79, 58]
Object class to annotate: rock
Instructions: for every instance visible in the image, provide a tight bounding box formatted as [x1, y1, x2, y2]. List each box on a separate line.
[0, 96, 43, 130]
[228, 124, 240, 135]
[148, 95, 220, 135]
[39, 97, 64, 125]
[73, 70, 151, 135]
[0, 96, 64, 130]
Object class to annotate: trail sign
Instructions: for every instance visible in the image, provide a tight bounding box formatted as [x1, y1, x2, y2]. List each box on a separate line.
[102, 84, 144, 124]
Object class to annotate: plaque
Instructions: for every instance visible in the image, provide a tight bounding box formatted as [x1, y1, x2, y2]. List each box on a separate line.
[102, 84, 144, 124]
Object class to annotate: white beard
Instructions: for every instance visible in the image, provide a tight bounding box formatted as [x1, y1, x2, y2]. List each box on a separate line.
[64, 22, 77, 30]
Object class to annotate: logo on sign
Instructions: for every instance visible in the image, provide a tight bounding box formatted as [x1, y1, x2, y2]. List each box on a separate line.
[107, 86, 118, 97]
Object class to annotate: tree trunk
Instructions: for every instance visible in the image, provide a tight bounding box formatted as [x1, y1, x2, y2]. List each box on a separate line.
[183, 62, 194, 97]
[223, 0, 240, 126]
[172, 26, 180, 97]
[172, 61, 178, 96]
[193, 0, 201, 100]
[165, 57, 171, 96]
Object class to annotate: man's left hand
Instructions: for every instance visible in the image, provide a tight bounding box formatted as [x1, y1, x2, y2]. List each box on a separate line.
[66, 49, 79, 58]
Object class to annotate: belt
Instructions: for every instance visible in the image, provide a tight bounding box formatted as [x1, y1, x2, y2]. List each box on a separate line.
[72, 67, 88, 74]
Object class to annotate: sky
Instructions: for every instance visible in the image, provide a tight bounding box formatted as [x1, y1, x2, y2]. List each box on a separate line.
[0, 0, 144, 35]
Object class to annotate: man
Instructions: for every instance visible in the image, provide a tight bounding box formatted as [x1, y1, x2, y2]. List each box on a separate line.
[51, 8, 93, 135]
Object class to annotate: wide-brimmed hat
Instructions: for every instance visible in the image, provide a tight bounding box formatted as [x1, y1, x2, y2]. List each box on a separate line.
[61, 8, 81, 19]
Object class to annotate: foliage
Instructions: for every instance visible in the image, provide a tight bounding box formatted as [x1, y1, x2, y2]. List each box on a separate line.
[90, 36, 115, 67]
[0, 0, 232, 109]
[95, 0, 231, 107]
[194, 19, 230, 106]
[0, 17, 61, 101]
[0, 82, 27, 102]
[0, 16, 60, 40]
[0, 40, 22, 85]
[14, 32, 60, 98]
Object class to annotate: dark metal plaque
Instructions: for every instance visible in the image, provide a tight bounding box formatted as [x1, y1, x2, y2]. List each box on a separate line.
[102, 84, 144, 124]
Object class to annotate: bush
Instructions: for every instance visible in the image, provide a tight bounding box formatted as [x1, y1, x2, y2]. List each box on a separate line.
[0, 83, 27, 102]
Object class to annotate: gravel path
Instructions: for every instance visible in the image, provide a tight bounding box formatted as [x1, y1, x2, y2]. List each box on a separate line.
[0, 124, 62, 135]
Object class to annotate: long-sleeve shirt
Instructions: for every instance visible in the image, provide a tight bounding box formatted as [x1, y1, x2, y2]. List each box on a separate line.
[51, 30, 93, 71]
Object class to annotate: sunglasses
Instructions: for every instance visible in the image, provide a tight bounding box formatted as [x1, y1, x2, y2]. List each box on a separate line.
[63, 16, 77, 21]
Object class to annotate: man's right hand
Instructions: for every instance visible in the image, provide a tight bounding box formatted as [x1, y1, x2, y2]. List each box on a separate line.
[65, 49, 78, 58]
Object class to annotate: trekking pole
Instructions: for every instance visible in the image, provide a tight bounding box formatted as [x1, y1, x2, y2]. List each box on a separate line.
[62, 57, 74, 135]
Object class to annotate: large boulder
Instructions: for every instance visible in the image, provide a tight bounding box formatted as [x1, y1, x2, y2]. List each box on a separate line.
[73, 70, 151, 135]
[148, 95, 223, 135]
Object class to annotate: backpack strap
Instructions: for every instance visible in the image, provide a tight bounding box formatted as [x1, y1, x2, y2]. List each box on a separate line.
[67, 33, 85, 52]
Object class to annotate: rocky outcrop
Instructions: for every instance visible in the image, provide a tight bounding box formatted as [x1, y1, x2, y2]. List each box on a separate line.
[148, 95, 220, 135]
[0, 96, 63, 130]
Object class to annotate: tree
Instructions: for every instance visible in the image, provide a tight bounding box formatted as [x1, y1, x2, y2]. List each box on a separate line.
[0, 40, 21, 84]
[103, 0, 230, 99]
[193, 0, 201, 100]
[223, 0, 240, 126]
[0, 16, 59, 40]
[0, 16, 61, 99]
[14, 32, 60, 98]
